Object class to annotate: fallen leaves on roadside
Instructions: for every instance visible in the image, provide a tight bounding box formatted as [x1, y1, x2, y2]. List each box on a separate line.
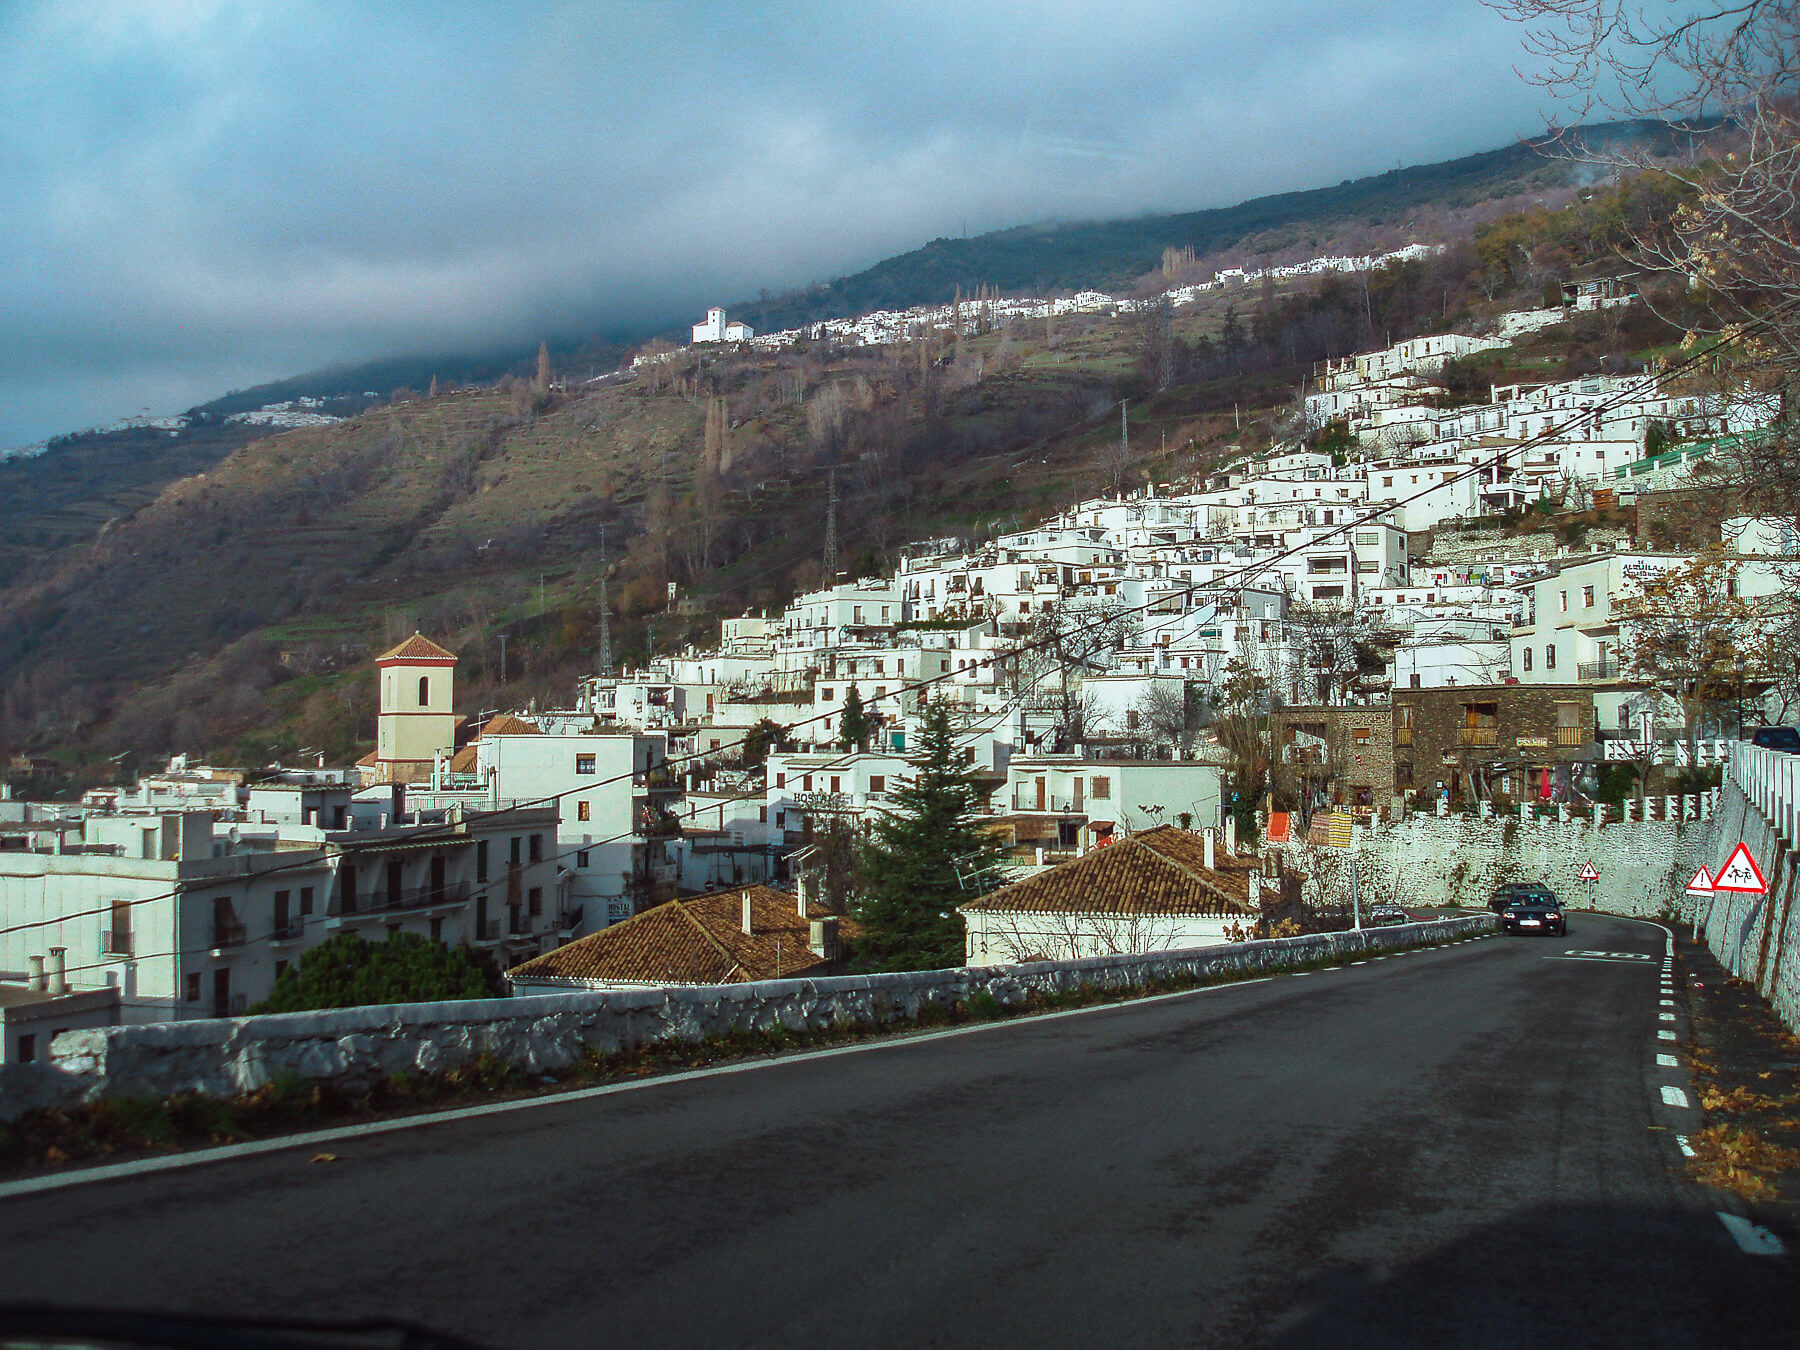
[1687, 1124, 1800, 1201]
[1702, 1084, 1777, 1114]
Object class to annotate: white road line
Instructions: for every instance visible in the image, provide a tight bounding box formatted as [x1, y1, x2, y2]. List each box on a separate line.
[0, 975, 1286, 1201]
[1662, 1085, 1691, 1108]
[1660, 1012, 1676, 1021]
[1658, 1053, 1679, 1067]
[1676, 1134, 1696, 1158]
[1350, 961, 1368, 966]
[1659, 1029, 1677, 1041]
[1718, 1212, 1787, 1256]
[1660, 998, 1676, 1007]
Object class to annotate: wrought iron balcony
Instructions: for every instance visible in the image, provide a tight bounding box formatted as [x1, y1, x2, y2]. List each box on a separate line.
[331, 881, 470, 919]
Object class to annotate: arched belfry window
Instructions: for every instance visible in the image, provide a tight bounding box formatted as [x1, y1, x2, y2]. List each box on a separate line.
[418, 675, 430, 706]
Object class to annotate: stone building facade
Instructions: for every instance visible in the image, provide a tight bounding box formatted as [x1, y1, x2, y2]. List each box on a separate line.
[1270, 705, 1398, 817]
[1393, 683, 1597, 808]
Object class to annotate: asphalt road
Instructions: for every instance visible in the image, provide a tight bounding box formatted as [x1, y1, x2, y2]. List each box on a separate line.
[3, 916, 1796, 1349]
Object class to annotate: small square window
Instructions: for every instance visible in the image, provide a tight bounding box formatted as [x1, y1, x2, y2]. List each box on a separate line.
[575, 754, 596, 775]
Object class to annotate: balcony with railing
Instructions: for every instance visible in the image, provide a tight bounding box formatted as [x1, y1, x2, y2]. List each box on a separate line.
[1556, 724, 1588, 747]
[211, 919, 248, 951]
[1395, 727, 1414, 747]
[1577, 659, 1620, 681]
[99, 923, 133, 957]
[472, 918, 504, 944]
[330, 881, 471, 920]
[1008, 791, 1080, 813]
[270, 919, 306, 944]
[1456, 726, 1498, 747]
[211, 993, 248, 1019]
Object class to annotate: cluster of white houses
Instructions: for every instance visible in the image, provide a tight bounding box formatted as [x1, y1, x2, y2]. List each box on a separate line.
[5, 293, 1792, 1060]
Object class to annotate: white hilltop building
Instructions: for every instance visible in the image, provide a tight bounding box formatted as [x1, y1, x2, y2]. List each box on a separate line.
[692, 307, 754, 344]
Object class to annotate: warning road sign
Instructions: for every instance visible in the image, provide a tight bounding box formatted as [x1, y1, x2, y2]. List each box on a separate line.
[1577, 860, 1600, 883]
[1685, 866, 1714, 895]
[1714, 843, 1768, 895]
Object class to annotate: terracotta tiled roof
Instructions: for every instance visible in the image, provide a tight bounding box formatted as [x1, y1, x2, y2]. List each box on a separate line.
[507, 885, 857, 986]
[376, 632, 457, 662]
[479, 713, 539, 737]
[961, 825, 1256, 916]
[447, 744, 478, 773]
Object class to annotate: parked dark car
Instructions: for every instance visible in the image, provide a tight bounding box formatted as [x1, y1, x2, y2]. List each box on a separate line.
[1501, 890, 1568, 936]
[1750, 726, 1800, 752]
[1490, 882, 1557, 913]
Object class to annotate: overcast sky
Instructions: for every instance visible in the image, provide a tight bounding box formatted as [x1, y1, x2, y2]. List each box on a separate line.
[0, 0, 1558, 450]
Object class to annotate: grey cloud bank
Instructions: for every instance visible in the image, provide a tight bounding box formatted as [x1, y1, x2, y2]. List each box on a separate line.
[0, 0, 1550, 449]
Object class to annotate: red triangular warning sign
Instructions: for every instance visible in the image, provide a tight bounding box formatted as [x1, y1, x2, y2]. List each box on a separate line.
[1685, 866, 1714, 895]
[1714, 843, 1768, 895]
[1577, 860, 1600, 882]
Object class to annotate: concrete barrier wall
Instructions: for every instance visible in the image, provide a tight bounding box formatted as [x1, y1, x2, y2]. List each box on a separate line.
[0, 916, 1492, 1121]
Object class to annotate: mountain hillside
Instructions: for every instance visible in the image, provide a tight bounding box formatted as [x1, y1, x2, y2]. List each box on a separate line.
[729, 121, 1695, 333]
[0, 139, 1698, 791]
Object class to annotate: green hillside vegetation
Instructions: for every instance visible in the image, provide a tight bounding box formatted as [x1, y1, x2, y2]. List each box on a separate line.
[0, 164, 1700, 793]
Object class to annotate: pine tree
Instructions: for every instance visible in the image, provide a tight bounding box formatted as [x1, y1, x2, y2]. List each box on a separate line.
[837, 682, 872, 752]
[853, 698, 1006, 971]
[534, 341, 552, 395]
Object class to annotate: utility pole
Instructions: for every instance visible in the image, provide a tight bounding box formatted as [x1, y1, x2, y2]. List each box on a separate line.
[597, 526, 613, 677]
[499, 633, 507, 685]
[823, 465, 839, 582]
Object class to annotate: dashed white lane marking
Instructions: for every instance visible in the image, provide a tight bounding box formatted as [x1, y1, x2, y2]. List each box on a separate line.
[1718, 1212, 1787, 1256]
[1676, 1135, 1696, 1158]
[1660, 1012, 1676, 1021]
[1659, 1029, 1677, 1041]
[1662, 1085, 1691, 1108]
[1350, 961, 1368, 966]
[1660, 998, 1676, 1007]
[1658, 1053, 1680, 1067]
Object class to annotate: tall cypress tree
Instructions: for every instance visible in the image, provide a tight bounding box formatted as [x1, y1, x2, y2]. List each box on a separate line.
[853, 699, 1006, 971]
[837, 682, 872, 753]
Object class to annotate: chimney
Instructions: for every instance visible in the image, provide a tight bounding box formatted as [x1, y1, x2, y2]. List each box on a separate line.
[1203, 828, 1216, 872]
[47, 947, 67, 996]
[810, 915, 840, 959]
[27, 954, 44, 992]
[741, 889, 753, 936]
[1225, 817, 1237, 857]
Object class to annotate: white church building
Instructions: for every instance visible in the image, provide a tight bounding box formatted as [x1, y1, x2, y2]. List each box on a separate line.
[692, 307, 754, 343]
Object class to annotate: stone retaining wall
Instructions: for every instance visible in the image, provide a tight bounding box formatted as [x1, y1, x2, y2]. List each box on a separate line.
[1283, 812, 1710, 917]
[0, 916, 1491, 1121]
[1690, 781, 1800, 1033]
